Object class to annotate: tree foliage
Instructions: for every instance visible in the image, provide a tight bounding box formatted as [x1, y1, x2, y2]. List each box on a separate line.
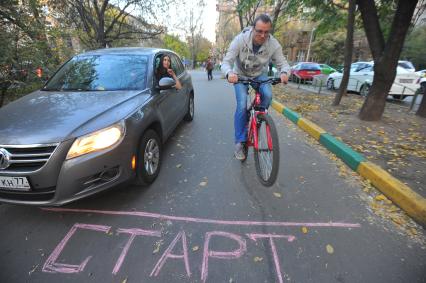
[401, 25, 426, 70]
[47, 0, 170, 49]
[195, 36, 212, 63]
[163, 34, 190, 58]
[311, 31, 345, 65]
[0, 0, 65, 107]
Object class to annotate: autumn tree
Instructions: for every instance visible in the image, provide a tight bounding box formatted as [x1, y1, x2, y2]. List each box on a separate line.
[0, 0, 60, 107]
[401, 25, 426, 70]
[289, 0, 355, 106]
[47, 0, 170, 49]
[162, 34, 190, 59]
[357, 0, 418, 121]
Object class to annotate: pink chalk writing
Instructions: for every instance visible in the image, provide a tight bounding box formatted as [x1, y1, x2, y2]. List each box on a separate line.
[150, 230, 191, 277]
[201, 231, 247, 283]
[42, 223, 111, 273]
[247, 234, 296, 283]
[113, 228, 162, 275]
[40, 208, 361, 281]
[41, 207, 361, 228]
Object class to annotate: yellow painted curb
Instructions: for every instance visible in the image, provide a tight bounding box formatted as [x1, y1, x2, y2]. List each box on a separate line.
[358, 162, 426, 226]
[271, 100, 285, 114]
[297, 118, 327, 141]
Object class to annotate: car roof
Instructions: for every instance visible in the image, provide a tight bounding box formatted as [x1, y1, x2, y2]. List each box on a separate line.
[79, 47, 172, 56]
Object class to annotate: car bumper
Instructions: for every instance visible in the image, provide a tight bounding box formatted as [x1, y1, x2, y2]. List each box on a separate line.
[0, 134, 138, 206]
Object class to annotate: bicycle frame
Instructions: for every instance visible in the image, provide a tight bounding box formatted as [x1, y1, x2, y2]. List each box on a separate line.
[246, 92, 273, 151]
[238, 77, 281, 151]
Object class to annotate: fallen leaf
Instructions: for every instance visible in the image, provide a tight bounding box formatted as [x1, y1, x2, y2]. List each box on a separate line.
[253, 256, 263, 262]
[153, 240, 163, 254]
[122, 278, 128, 283]
[301, 227, 308, 234]
[176, 164, 182, 168]
[273, 192, 282, 198]
[199, 181, 207, 187]
[375, 194, 387, 201]
[326, 244, 334, 254]
[192, 246, 199, 251]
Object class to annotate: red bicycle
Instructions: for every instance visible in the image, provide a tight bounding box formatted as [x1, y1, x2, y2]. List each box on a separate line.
[238, 77, 281, 186]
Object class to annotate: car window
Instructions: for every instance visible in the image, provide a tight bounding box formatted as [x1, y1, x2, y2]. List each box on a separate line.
[44, 54, 148, 91]
[170, 54, 184, 76]
[398, 61, 414, 70]
[300, 63, 320, 70]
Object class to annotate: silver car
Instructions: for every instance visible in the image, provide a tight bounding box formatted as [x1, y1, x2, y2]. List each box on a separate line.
[0, 48, 194, 205]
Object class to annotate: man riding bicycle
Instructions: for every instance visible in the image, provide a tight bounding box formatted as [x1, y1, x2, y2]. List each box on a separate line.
[221, 14, 290, 160]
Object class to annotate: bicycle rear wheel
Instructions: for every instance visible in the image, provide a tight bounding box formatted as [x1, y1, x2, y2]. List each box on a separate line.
[253, 113, 280, 186]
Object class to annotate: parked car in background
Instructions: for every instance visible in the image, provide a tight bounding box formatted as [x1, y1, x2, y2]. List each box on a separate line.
[0, 47, 195, 205]
[319, 64, 337, 75]
[415, 69, 426, 77]
[398, 60, 415, 72]
[329, 62, 419, 99]
[326, 61, 371, 90]
[289, 62, 321, 82]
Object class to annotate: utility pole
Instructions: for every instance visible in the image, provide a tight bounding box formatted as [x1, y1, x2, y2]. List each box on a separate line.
[306, 27, 316, 61]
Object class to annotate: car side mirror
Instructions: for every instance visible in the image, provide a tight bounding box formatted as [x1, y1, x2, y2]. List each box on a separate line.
[158, 77, 175, 90]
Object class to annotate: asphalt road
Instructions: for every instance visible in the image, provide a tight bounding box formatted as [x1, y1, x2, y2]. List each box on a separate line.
[0, 70, 425, 283]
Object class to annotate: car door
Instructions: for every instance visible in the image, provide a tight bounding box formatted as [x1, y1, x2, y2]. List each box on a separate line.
[153, 53, 180, 136]
[169, 53, 188, 118]
[350, 65, 372, 92]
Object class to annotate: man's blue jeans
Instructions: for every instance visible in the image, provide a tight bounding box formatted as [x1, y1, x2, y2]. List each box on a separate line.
[233, 74, 272, 144]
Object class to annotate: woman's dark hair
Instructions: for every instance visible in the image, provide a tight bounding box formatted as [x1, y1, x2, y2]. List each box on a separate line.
[252, 14, 272, 27]
[155, 54, 171, 81]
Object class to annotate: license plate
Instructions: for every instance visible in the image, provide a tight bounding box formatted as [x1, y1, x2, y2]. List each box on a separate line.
[307, 71, 316, 74]
[0, 176, 30, 190]
[399, 79, 413, 83]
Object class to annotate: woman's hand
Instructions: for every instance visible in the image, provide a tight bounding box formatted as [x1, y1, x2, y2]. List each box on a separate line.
[167, 68, 182, 90]
[167, 68, 176, 77]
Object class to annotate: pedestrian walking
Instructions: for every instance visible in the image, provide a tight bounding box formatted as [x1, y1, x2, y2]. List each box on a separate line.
[206, 57, 214, 80]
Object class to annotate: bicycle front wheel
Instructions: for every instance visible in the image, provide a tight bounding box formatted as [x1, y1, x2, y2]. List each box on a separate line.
[253, 113, 280, 186]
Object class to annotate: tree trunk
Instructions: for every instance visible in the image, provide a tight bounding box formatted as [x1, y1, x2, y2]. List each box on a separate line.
[0, 82, 11, 108]
[333, 0, 355, 106]
[357, 0, 418, 121]
[416, 85, 426, 117]
[359, 64, 395, 120]
[0, 89, 6, 108]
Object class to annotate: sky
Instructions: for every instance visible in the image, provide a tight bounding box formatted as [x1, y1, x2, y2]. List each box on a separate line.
[203, 1, 218, 43]
[165, 0, 218, 44]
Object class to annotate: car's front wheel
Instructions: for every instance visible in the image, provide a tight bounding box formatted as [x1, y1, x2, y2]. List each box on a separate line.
[392, 95, 408, 100]
[360, 84, 370, 97]
[326, 79, 334, 90]
[184, 93, 194, 122]
[135, 129, 161, 186]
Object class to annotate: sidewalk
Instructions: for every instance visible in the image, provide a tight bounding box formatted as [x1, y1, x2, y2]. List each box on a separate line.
[272, 84, 426, 226]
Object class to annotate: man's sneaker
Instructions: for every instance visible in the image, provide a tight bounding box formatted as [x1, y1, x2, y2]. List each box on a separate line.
[234, 142, 246, 161]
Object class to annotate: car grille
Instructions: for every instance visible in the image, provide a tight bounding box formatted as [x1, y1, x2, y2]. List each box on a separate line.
[0, 144, 58, 173]
[0, 187, 55, 201]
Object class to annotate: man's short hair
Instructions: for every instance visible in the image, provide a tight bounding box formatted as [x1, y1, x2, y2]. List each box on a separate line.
[253, 14, 272, 27]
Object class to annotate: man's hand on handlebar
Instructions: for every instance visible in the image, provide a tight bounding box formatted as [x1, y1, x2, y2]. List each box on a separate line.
[229, 72, 288, 85]
[227, 72, 239, 84]
[280, 73, 289, 84]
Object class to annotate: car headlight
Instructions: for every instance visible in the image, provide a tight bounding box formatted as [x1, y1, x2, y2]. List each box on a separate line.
[66, 121, 125, 160]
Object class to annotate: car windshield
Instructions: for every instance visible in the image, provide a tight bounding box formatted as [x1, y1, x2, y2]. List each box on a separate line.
[43, 54, 148, 91]
[398, 61, 414, 70]
[300, 63, 320, 70]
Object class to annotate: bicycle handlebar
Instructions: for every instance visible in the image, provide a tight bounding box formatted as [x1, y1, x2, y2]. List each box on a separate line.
[237, 77, 283, 86]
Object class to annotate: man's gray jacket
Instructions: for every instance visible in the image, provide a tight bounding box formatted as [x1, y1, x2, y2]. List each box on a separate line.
[221, 27, 290, 78]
